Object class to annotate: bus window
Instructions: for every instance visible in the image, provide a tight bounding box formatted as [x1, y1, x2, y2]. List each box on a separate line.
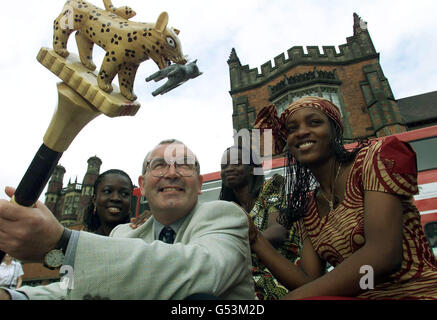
[424, 222, 437, 247]
[424, 222, 437, 257]
[409, 137, 437, 171]
[199, 180, 222, 203]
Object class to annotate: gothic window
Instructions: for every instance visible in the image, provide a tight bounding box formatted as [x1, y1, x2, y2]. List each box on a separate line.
[63, 206, 70, 215]
[233, 96, 257, 131]
[238, 110, 247, 129]
[275, 95, 290, 114]
[321, 88, 342, 115]
[238, 104, 245, 114]
[88, 186, 93, 196]
[62, 195, 75, 215]
[248, 109, 256, 128]
[233, 103, 246, 131]
[273, 85, 344, 117]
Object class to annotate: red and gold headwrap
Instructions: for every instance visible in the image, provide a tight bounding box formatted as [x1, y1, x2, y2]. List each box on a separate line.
[254, 96, 343, 154]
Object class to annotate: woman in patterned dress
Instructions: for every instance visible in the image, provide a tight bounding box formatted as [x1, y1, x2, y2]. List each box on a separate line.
[219, 145, 301, 299]
[250, 96, 437, 299]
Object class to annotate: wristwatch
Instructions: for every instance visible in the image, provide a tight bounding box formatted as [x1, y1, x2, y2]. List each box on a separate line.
[43, 227, 72, 270]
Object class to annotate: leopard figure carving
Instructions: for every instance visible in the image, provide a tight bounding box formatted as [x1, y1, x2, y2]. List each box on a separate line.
[54, 0, 187, 101]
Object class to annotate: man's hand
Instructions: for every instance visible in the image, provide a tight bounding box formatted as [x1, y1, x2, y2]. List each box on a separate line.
[0, 187, 64, 262]
[0, 288, 11, 300]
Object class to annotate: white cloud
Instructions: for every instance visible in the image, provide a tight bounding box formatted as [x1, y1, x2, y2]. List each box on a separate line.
[1, 0, 436, 202]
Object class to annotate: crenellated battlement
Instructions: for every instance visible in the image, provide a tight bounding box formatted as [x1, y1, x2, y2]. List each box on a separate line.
[228, 13, 377, 93]
[228, 13, 406, 146]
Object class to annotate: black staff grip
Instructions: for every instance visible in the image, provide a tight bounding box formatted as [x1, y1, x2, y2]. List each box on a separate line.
[13, 144, 63, 207]
[0, 144, 62, 263]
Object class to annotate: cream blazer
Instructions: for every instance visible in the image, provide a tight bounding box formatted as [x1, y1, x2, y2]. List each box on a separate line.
[20, 200, 255, 300]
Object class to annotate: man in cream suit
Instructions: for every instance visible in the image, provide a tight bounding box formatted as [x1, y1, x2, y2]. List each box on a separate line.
[0, 139, 255, 300]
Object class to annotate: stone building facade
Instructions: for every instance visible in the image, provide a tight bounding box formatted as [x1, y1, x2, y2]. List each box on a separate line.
[227, 13, 406, 155]
[44, 156, 102, 227]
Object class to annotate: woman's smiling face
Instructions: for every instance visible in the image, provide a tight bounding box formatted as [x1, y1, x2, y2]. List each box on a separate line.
[94, 174, 132, 226]
[220, 148, 252, 190]
[285, 107, 335, 166]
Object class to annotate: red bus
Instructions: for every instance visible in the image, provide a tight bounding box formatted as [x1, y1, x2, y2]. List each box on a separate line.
[132, 125, 437, 256]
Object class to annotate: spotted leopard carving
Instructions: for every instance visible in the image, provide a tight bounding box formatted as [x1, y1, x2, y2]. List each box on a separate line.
[54, 0, 187, 101]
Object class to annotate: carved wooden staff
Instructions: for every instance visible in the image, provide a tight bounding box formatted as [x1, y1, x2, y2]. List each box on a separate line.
[0, 48, 140, 261]
[0, 0, 196, 260]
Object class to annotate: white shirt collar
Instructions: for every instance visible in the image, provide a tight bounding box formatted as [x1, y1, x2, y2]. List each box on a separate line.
[153, 216, 187, 241]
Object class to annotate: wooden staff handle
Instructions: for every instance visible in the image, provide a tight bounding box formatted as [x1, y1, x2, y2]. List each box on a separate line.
[11, 82, 101, 206]
[0, 82, 100, 261]
[11, 82, 100, 203]
[0, 48, 141, 262]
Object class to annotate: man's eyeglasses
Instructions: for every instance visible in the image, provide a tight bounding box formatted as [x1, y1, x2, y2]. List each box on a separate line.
[146, 157, 199, 177]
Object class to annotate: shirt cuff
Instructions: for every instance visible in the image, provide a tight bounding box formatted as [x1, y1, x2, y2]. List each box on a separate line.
[63, 230, 80, 268]
[2, 287, 29, 300]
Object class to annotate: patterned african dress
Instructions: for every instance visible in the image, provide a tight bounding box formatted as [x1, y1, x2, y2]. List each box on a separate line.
[298, 136, 437, 299]
[250, 174, 301, 300]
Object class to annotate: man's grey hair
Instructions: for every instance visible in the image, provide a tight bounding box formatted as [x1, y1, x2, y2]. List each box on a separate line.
[142, 139, 200, 175]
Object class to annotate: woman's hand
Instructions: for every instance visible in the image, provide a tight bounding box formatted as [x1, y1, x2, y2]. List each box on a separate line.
[130, 210, 152, 229]
[247, 214, 259, 246]
[230, 201, 260, 247]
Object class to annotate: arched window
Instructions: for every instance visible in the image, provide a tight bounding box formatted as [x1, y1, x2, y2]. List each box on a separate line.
[273, 85, 344, 116]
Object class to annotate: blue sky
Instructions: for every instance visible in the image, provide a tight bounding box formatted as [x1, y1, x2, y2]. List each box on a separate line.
[1, 0, 436, 201]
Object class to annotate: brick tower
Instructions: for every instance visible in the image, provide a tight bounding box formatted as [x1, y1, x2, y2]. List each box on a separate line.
[227, 13, 406, 156]
[76, 156, 102, 224]
[44, 165, 66, 220]
[59, 177, 82, 226]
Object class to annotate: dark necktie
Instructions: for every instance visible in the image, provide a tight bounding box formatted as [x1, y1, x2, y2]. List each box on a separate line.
[159, 226, 176, 244]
